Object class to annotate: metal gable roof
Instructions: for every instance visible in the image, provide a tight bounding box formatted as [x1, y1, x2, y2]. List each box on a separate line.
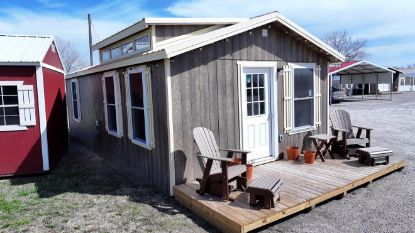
[329, 60, 395, 76]
[0, 34, 54, 63]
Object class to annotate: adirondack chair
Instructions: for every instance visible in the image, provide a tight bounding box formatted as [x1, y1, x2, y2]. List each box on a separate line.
[193, 127, 250, 201]
[329, 109, 372, 159]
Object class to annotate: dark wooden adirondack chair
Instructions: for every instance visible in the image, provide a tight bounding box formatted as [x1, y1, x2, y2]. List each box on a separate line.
[193, 127, 250, 201]
[329, 109, 372, 159]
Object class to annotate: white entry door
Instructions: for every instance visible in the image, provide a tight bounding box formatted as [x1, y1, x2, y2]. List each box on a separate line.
[241, 67, 274, 162]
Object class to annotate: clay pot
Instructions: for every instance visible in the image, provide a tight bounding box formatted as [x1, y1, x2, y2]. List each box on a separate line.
[246, 164, 254, 181]
[286, 146, 300, 160]
[304, 150, 316, 164]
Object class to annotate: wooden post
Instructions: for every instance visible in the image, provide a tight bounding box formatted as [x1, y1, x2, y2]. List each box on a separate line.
[88, 14, 93, 66]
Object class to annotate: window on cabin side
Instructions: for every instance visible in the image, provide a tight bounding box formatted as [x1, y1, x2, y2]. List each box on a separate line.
[0, 86, 19, 126]
[111, 47, 122, 59]
[71, 80, 81, 121]
[122, 41, 134, 54]
[102, 50, 110, 61]
[104, 76, 117, 132]
[293, 67, 314, 128]
[129, 72, 147, 142]
[135, 35, 150, 52]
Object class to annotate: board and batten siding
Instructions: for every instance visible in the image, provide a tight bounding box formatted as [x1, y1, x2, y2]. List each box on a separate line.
[170, 25, 330, 184]
[66, 61, 170, 193]
[154, 25, 211, 42]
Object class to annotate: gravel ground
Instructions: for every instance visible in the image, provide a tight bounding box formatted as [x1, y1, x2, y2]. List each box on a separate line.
[1, 93, 413, 233]
[257, 92, 415, 233]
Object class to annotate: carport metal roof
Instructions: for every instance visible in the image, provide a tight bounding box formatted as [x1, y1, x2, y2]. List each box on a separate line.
[329, 60, 395, 76]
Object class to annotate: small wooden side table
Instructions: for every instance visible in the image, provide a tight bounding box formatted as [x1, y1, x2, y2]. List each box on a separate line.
[309, 134, 336, 162]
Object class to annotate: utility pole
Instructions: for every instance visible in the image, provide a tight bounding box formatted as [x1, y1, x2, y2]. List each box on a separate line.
[88, 14, 93, 66]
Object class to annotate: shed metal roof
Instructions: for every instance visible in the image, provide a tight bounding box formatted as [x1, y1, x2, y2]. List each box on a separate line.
[329, 60, 394, 76]
[0, 34, 54, 63]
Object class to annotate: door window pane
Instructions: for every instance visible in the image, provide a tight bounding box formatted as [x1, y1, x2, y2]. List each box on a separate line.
[294, 68, 314, 98]
[246, 75, 252, 88]
[247, 103, 253, 116]
[294, 99, 314, 127]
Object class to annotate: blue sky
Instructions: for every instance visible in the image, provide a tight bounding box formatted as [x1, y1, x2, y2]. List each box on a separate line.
[1, 0, 414, 67]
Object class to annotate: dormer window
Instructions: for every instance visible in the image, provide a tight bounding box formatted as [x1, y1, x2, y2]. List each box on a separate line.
[111, 46, 122, 59]
[123, 41, 134, 54]
[100, 33, 151, 63]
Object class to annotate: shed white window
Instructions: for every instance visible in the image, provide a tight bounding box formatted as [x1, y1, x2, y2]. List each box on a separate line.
[125, 66, 154, 149]
[0, 81, 36, 131]
[283, 63, 321, 133]
[71, 79, 81, 122]
[102, 71, 123, 137]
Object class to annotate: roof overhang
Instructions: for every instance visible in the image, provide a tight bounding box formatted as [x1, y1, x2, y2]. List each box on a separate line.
[91, 17, 247, 51]
[69, 11, 346, 79]
[329, 60, 395, 76]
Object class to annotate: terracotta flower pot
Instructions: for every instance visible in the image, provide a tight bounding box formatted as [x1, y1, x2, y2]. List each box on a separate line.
[246, 164, 254, 181]
[304, 150, 316, 164]
[286, 146, 300, 160]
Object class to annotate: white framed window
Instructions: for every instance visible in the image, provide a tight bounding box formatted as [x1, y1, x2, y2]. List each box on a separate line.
[283, 63, 321, 134]
[125, 66, 154, 149]
[135, 35, 150, 52]
[0, 81, 36, 132]
[102, 71, 123, 138]
[71, 79, 81, 122]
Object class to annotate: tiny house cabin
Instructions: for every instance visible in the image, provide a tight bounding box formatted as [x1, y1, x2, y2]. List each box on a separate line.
[66, 12, 345, 194]
[0, 35, 67, 175]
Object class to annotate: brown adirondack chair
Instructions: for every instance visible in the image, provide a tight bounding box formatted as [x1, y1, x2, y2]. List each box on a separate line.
[329, 109, 372, 159]
[193, 127, 250, 201]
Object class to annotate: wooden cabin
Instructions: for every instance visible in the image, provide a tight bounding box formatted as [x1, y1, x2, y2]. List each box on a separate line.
[0, 35, 67, 175]
[66, 12, 345, 194]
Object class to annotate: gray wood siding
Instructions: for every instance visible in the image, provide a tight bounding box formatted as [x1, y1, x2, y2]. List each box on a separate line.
[170, 25, 330, 184]
[66, 61, 170, 193]
[155, 25, 210, 42]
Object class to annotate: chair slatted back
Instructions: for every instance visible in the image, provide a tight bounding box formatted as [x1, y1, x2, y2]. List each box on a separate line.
[329, 109, 354, 139]
[193, 127, 221, 172]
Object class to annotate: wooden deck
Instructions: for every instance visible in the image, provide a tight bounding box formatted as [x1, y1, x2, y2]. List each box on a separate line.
[174, 158, 406, 233]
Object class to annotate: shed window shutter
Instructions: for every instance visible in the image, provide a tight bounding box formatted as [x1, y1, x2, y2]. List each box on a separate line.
[101, 77, 109, 131]
[314, 65, 322, 126]
[18, 85, 36, 126]
[114, 75, 123, 136]
[283, 65, 293, 133]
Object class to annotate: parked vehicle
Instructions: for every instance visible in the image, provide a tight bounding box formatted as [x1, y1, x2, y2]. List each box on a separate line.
[332, 87, 346, 103]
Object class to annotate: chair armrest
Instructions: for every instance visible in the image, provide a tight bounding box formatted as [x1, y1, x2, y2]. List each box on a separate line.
[219, 148, 251, 154]
[352, 125, 373, 131]
[331, 127, 349, 133]
[196, 153, 234, 162]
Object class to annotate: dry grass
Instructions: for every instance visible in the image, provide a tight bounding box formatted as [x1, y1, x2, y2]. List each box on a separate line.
[0, 142, 216, 233]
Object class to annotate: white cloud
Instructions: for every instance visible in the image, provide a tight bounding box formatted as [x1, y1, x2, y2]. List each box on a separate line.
[167, 0, 415, 66]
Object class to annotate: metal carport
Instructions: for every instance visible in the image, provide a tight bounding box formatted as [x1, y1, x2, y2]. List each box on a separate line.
[329, 60, 395, 101]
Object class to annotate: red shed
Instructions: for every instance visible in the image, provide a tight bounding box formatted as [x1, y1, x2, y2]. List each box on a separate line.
[0, 35, 68, 176]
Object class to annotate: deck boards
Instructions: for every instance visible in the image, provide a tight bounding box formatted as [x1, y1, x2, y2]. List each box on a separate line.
[174, 158, 406, 233]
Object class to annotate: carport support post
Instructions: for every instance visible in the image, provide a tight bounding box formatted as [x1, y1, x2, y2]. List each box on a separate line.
[362, 78, 364, 99]
[376, 73, 378, 100]
[390, 72, 393, 101]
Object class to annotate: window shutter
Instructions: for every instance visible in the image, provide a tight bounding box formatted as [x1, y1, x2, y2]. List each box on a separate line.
[114, 74, 123, 136]
[283, 65, 293, 133]
[101, 77, 109, 131]
[18, 85, 36, 126]
[145, 67, 155, 148]
[314, 65, 322, 126]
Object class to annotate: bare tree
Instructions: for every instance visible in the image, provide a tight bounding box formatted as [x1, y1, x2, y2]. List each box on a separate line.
[55, 37, 88, 74]
[323, 31, 369, 61]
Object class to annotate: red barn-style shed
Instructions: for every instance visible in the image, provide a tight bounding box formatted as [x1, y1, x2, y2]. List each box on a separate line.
[0, 35, 68, 175]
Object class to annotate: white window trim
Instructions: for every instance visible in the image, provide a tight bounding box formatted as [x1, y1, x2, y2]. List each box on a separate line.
[100, 33, 151, 63]
[102, 71, 123, 138]
[125, 66, 154, 149]
[71, 79, 81, 122]
[0, 81, 28, 132]
[289, 63, 316, 134]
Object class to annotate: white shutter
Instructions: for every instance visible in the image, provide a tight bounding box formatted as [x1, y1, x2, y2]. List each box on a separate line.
[114, 74, 123, 136]
[18, 85, 36, 126]
[145, 67, 155, 148]
[314, 65, 322, 126]
[283, 65, 293, 133]
[101, 77, 109, 131]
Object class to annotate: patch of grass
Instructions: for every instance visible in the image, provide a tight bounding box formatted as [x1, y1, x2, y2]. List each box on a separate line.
[0, 196, 24, 214]
[18, 188, 37, 197]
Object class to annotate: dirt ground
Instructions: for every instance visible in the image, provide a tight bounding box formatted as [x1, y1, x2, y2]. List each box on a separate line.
[0, 93, 413, 233]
